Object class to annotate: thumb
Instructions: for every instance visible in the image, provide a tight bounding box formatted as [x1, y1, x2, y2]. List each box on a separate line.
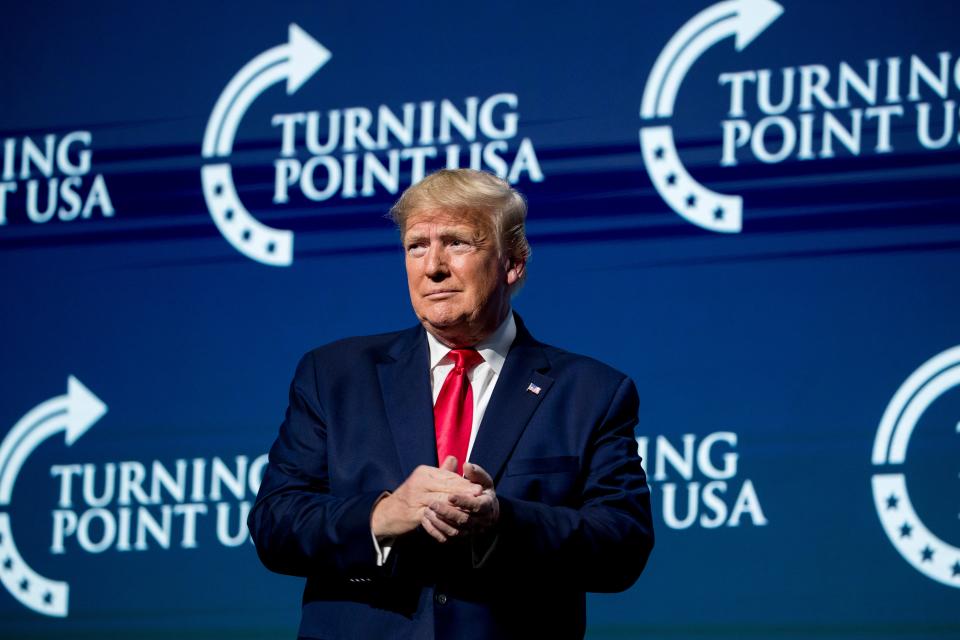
[441, 455, 459, 473]
[463, 462, 494, 489]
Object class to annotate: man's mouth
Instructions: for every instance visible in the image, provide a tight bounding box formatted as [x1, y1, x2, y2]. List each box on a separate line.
[424, 290, 460, 299]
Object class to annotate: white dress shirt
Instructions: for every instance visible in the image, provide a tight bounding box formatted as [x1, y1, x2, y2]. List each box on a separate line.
[373, 312, 517, 565]
[425, 311, 517, 464]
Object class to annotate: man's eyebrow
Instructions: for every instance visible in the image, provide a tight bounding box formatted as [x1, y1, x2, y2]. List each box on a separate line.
[439, 228, 475, 238]
[403, 231, 428, 243]
[405, 226, 478, 240]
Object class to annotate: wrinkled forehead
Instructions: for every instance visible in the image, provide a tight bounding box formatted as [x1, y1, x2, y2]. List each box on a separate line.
[402, 207, 495, 239]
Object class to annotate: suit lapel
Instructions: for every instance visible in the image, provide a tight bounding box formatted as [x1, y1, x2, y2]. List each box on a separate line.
[377, 326, 438, 479]
[470, 315, 554, 483]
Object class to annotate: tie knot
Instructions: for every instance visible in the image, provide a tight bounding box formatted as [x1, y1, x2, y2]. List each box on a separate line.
[448, 349, 483, 372]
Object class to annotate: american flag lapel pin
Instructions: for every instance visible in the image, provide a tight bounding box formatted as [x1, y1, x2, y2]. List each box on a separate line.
[526, 382, 542, 395]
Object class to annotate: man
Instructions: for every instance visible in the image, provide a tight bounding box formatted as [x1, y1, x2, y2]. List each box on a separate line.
[249, 169, 653, 639]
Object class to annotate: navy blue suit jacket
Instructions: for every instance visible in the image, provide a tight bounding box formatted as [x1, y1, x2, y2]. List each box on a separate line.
[249, 316, 653, 639]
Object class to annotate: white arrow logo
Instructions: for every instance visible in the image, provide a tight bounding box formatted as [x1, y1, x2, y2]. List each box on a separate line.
[0, 376, 107, 617]
[639, 0, 783, 233]
[201, 23, 332, 266]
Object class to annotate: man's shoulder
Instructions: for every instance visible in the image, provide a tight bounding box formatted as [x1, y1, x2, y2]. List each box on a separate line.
[538, 340, 629, 383]
[301, 325, 421, 365]
[517, 320, 630, 388]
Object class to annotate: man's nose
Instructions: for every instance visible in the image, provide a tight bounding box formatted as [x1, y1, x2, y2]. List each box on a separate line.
[425, 243, 448, 280]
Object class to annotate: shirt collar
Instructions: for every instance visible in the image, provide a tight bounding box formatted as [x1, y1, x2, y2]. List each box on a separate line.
[426, 312, 517, 374]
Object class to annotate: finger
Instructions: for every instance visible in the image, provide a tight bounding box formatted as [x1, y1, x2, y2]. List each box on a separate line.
[440, 455, 458, 473]
[430, 501, 469, 526]
[447, 480, 483, 496]
[463, 462, 494, 489]
[426, 507, 462, 537]
[424, 491, 471, 507]
[449, 492, 485, 512]
[420, 509, 447, 542]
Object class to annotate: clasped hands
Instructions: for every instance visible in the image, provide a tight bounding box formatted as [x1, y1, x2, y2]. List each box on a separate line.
[371, 456, 499, 543]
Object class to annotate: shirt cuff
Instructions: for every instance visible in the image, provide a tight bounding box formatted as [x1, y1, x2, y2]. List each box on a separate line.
[370, 491, 395, 567]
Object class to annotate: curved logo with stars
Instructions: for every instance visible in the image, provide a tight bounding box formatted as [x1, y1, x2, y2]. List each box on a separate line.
[201, 23, 331, 266]
[0, 377, 107, 616]
[872, 346, 960, 588]
[639, 0, 783, 233]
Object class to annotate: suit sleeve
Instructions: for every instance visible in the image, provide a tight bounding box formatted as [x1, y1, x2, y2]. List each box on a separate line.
[477, 375, 654, 593]
[248, 351, 387, 578]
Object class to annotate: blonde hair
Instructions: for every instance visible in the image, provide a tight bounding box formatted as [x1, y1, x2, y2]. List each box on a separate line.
[390, 169, 531, 278]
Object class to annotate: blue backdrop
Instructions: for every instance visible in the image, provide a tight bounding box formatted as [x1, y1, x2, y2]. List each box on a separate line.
[1, 1, 959, 637]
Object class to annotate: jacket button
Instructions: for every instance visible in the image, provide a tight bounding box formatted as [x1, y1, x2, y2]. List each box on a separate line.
[435, 593, 448, 605]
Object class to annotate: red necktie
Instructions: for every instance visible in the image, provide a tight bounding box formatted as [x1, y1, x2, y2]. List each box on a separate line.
[434, 349, 484, 474]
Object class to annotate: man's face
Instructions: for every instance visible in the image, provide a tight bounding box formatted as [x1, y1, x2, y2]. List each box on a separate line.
[403, 208, 520, 346]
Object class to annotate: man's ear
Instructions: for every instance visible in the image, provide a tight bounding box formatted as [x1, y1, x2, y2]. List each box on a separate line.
[505, 259, 526, 286]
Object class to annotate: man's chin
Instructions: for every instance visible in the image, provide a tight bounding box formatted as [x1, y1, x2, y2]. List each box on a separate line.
[422, 316, 462, 332]
[420, 315, 472, 344]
